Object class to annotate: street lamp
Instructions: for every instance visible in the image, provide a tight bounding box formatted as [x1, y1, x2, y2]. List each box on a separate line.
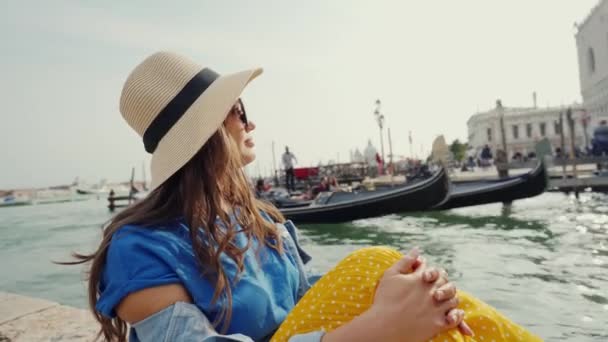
[374, 99, 386, 174]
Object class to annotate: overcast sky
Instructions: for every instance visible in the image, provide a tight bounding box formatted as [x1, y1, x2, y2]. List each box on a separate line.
[0, 0, 599, 189]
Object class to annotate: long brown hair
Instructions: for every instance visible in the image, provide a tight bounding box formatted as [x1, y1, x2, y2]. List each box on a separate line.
[67, 126, 285, 341]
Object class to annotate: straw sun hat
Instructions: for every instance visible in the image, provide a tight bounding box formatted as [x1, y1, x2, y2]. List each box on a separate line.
[119, 51, 262, 191]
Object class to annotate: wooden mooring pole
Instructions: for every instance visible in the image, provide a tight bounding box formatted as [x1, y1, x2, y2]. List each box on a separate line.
[559, 111, 567, 180]
[566, 108, 579, 198]
[496, 100, 509, 179]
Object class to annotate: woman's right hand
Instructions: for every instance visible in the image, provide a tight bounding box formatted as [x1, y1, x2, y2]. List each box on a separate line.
[367, 248, 465, 342]
[322, 248, 467, 342]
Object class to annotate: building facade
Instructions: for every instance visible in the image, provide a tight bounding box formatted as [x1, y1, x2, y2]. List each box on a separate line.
[467, 103, 586, 158]
[576, 0, 608, 129]
[466, 0, 608, 159]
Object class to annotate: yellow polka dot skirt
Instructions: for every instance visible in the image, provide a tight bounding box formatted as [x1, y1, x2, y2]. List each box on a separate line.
[271, 246, 543, 342]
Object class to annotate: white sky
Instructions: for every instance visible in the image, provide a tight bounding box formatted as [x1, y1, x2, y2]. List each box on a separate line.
[0, 0, 599, 189]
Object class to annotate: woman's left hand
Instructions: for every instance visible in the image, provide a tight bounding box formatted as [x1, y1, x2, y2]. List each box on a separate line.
[416, 258, 475, 337]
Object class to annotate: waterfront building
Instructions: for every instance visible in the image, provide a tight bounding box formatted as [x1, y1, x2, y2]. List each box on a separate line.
[467, 102, 586, 158]
[576, 0, 608, 131]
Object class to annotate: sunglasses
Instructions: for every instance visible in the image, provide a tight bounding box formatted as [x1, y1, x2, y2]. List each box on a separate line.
[232, 98, 248, 127]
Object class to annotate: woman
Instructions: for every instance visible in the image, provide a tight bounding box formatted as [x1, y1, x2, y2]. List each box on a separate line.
[72, 52, 540, 342]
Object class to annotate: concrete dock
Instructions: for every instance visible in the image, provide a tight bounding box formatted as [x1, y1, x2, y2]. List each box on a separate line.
[450, 163, 608, 192]
[0, 292, 97, 341]
[449, 163, 599, 182]
[548, 176, 608, 192]
[366, 163, 608, 191]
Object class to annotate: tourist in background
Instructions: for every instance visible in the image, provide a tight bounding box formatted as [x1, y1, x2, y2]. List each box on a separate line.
[375, 152, 384, 175]
[328, 175, 340, 191]
[255, 178, 268, 199]
[466, 146, 476, 171]
[480, 144, 493, 167]
[282, 146, 297, 192]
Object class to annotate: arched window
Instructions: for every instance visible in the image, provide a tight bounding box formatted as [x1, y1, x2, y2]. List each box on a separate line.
[588, 47, 596, 74]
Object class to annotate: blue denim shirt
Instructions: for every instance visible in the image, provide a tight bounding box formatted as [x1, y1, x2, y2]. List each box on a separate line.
[130, 302, 325, 342]
[101, 219, 324, 342]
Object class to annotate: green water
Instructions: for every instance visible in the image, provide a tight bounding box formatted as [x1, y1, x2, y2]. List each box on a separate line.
[0, 193, 606, 341]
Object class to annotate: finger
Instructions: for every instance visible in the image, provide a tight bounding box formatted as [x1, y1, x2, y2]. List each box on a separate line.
[458, 321, 475, 337]
[433, 283, 456, 302]
[423, 266, 448, 282]
[434, 275, 448, 289]
[431, 269, 449, 294]
[440, 296, 459, 312]
[412, 257, 423, 271]
[389, 248, 420, 274]
[412, 256, 429, 276]
[423, 268, 439, 282]
[444, 309, 465, 329]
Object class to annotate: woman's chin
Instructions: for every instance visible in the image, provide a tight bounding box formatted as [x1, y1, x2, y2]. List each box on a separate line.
[242, 152, 256, 166]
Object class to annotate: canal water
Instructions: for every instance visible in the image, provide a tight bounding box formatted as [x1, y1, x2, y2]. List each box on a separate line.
[1, 192, 606, 341]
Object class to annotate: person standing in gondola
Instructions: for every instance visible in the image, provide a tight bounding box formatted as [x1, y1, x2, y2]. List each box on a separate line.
[282, 146, 297, 192]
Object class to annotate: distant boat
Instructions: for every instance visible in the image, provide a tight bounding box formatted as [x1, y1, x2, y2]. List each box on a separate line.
[32, 188, 91, 205]
[435, 162, 547, 210]
[76, 186, 131, 196]
[0, 195, 32, 207]
[277, 168, 449, 224]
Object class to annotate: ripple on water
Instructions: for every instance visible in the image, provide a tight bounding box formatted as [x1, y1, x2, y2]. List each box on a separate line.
[2, 194, 608, 341]
[582, 294, 608, 305]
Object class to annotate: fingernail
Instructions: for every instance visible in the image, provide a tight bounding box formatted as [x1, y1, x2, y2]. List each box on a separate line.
[449, 312, 458, 323]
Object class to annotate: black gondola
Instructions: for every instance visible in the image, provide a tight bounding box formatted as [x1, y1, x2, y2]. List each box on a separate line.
[278, 167, 449, 224]
[435, 162, 547, 210]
